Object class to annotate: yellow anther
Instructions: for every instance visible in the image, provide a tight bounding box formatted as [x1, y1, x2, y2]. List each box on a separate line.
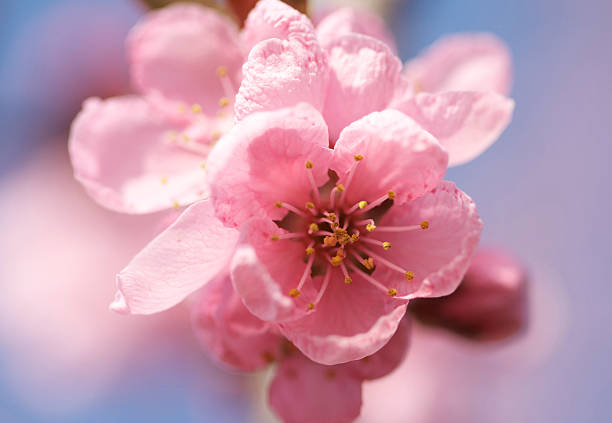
[344, 276, 353, 284]
[173, 201, 180, 210]
[271, 235, 280, 241]
[305, 247, 315, 256]
[274, 201, 283, 208]
[160, 178, 168, 185]
[351, 233, 359, 242]
[388, 288, 398, 297]
[387, 190, 396, 199]
[362, 257, 374, 270]
[217, 111, 227, 118]
[212, 131, 222, 141]
[178, 104, 186, 114]
[183, 134, 190, 142]
[366, 223, 376, 232]
[309, 223, 319, 233]
[219, 97, 230, 107]
[216, 66, 228, 77]
[323, 236, 338, 247]
[382, 241, 391, 250]
[331, 255, 344, 267]
[420, 221, 430, 230]
[358, 201, 368, 209]
[168, 130, 178, 141]
[326, 369, 337, 379]
[200, 162, 206, 170]
[354, 154, 364, 161]
[191, 104, 202, 114]
[405, 271, 415, 281]
[305, 202, 315, 210]
[336, 184, 345, 192]
[289, 288, 301, 298]
[307, 302, 315, 310]
[305, 160, 314, 169]
[328, 213, 337, 222]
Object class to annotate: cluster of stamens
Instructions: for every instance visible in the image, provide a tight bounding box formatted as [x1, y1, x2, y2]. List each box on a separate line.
[271, 155, 429, 311]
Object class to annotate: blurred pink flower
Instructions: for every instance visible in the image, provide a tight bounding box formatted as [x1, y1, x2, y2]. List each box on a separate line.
[192, 273, 410, 423]
[0, 144, 192, 415]
[410, 248, 528, 341]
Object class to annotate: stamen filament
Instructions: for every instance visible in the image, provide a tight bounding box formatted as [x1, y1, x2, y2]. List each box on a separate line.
[354, 192, 391, 214]
[340, 261, 352, 284]
[310, 265, 332, 309]
[360, 237, 392, 249]
[375, 221, 430, 232]
[305, 163, 321, 206]
[297, 253, 316, 291]
[339, 158, 362, 206]
[346, 263, 391, 295]
[273, 232, 306, 241]
[275, 201, 308, 218]
[345, 200, 368, 215]
[360, 247, 410, 276]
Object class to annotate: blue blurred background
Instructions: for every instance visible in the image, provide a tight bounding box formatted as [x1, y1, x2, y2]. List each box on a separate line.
[1, 0, 610, 421]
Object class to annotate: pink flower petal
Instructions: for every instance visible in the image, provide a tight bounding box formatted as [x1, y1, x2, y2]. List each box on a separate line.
[316, 7, 397, 52]
[269, 353, 362, 423]
[230, 218, 318, 323]
[193, 275, 282, 371]
[395, 91, 515, 166]
[69, 96, 208, 213]
[112, 200, 239, 314]
[322, 34, 402, 142]
[208, 104, 332, 227]
[234, 38, 328, 121]
[332, 109, 448, 206]
[403, 33, 512, 95]
[280, 275, 408, 365]
[348, 318, 411, 380]
[129, 3, 243, 115]
[242, 0, 317, 52]
[375, 181, 482, 299]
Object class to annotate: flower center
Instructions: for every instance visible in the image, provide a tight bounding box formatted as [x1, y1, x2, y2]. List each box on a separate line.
[271, 155, 429, 311]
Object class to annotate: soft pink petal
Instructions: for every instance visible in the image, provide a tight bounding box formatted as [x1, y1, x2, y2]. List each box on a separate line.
[128, 3, 243, 115]
[112, 200, 239, 314]
[395, 91, 515, 166]
[410, 248, 528, 341]
[322, 34, 402, 142]
[192, 275, 282, 371]
[348, 318, 411, 380]
[332, 109, 448, 206]
[230, 218, 318, 323]
[208, 104, 332, 227]
[234, 37, 328, 121]
[269, 353, 362, 423]
[69, 96, 208, 213]
[375, 181, 482, 299]
[280, 273, 408, 365]
[242, 0, 318, 52]
[316, 7, 397, 52]
[404, 33, 512, 95]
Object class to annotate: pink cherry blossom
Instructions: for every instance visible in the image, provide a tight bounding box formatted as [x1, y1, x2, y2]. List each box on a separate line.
[192, 273, 410, 423]
[68, 0, 401, 215]
[236, 0, 514, 165]
[410, 248, 528, 341]
[113, 102, 482, 367]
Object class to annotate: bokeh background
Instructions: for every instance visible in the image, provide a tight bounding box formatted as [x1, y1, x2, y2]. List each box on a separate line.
[1, 0, 610, 422]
